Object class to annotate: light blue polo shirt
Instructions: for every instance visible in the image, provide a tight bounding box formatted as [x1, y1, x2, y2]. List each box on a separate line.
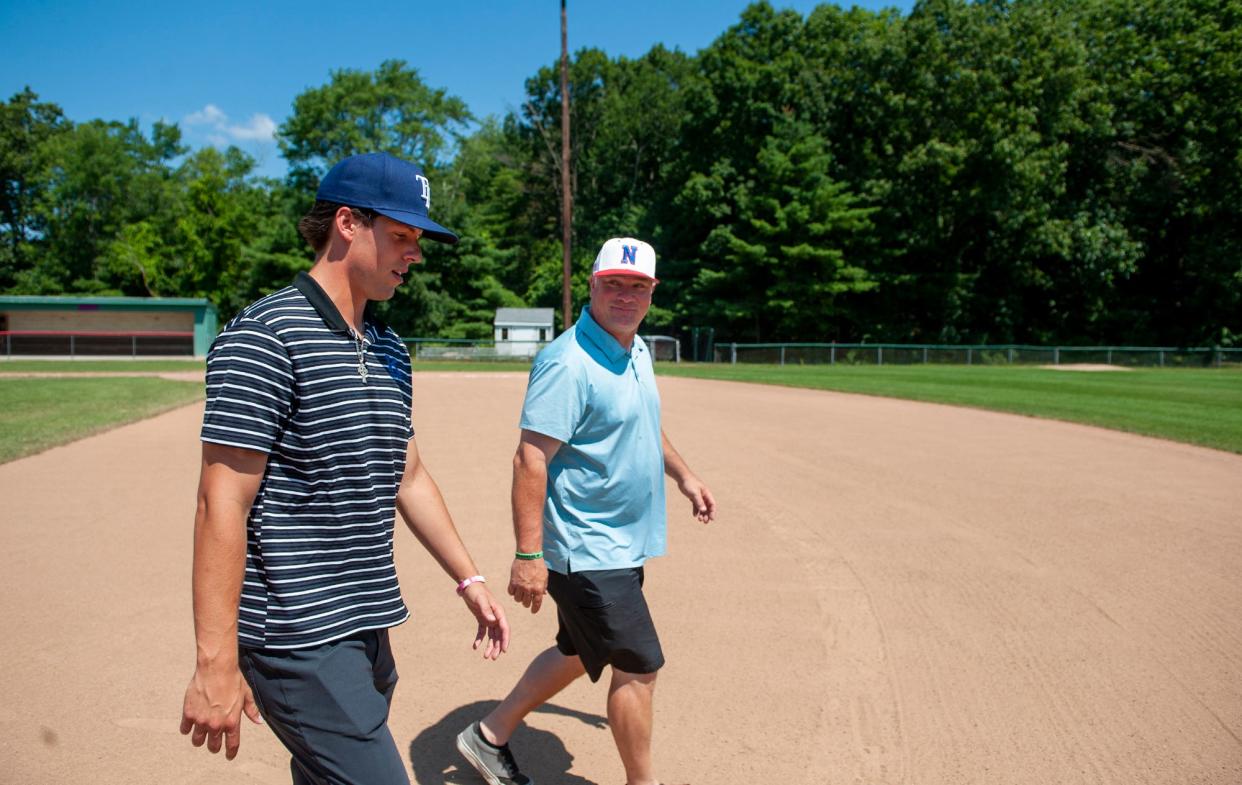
[519, 305, 666, 572]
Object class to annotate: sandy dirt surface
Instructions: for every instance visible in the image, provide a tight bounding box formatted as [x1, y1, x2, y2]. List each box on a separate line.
[1039, 364, 1135, 372]
[1, 374, 1239, 784]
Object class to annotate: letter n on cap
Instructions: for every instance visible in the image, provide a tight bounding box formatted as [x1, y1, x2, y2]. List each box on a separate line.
[621, 245, 638, 265]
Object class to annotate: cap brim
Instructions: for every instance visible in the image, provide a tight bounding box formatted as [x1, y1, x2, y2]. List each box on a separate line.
[593, 269, 659, 283]
[374, 207, 459, 245]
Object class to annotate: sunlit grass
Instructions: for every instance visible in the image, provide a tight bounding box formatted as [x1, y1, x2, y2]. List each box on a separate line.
[657, 363, 1242, 454]
[4, 358, 1238, 458]
[0, 377, 204, 463]
[0, 359, 205, 373]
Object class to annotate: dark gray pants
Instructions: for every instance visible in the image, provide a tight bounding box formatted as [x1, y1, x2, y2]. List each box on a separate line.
[239, 629, 409, 785]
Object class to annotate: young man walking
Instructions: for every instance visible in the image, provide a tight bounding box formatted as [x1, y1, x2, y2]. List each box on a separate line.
[179, 152, 509, 785]
[457, 238, 716, 785]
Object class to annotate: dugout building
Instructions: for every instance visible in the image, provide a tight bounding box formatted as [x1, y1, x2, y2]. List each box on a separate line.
[0, 295, 218, 358]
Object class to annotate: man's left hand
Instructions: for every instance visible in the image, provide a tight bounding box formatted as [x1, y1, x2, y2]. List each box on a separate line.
[460, 584, 510, 660]
[678, 475, 717, 524]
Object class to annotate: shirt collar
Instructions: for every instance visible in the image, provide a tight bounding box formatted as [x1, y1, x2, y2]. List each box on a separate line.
[578, 304, 638, 364]
[292, 271, 388, 338]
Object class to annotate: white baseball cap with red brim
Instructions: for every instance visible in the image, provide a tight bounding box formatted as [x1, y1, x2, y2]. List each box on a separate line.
[592, 237, 659, 282]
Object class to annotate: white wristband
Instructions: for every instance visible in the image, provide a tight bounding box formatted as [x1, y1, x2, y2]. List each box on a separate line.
[456, 575, 486, 595]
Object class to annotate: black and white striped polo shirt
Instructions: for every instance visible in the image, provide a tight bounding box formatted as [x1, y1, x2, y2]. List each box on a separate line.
[201, 272, 414, 650]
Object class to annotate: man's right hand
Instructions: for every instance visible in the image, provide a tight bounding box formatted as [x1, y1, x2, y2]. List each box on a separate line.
[508, 557, 548, 614]
[179, 660, 263, 760]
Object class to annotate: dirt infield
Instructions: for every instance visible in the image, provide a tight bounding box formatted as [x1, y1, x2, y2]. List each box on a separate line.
[1, 373, 1239, 784]
[1039, 363, 1135, 371]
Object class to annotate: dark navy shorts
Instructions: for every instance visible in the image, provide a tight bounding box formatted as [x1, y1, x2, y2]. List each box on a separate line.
[238, 629, 409, 785]
[546, 566, 665, 683]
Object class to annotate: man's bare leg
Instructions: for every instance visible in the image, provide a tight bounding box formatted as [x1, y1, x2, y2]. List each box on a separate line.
[480, 646, 586, 745]
[608, 668, 658, 785]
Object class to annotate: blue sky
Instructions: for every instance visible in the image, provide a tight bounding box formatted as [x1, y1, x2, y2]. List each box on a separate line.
[2, 1, 913, 178]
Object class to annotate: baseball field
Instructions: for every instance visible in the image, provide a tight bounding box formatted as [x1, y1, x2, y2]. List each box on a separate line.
[1, 368, 1239, 783]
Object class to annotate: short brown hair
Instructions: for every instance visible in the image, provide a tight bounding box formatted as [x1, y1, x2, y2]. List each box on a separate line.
[297, 201, 376, 253]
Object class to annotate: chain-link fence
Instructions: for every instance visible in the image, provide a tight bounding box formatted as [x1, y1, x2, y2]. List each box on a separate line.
[711, 343, 1242, 368]
[407, 334, 681, 362]
[405, 338, 532, 361]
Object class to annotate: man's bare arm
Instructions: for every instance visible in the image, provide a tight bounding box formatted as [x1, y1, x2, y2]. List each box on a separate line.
[179, 443, 267, 760]
[662, 429, 716, 524]
[508, 429, 562, 614]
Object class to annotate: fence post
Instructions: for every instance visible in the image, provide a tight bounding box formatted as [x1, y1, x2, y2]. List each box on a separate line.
[830, 344, 835, 365]
[1054, 347, 1059, 365]
[132, 335, 138, 358]
[923, 346, 928, 364]
[780, 346, 785, 366]
[730, 343, 737, 365]
[1107, 348, 1113, 364]
[878, 345, 883, 366]
[70, 334, 75, 358]
[967, 347, 972, 366]
[1008, 347, 1014, 364]
[1216, 347, 1222, 368]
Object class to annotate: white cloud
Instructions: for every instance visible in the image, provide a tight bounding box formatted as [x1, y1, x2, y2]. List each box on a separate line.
[182, 104, 276, 144]
[184, 104, 227, 127]
[225, 114, 277, 141]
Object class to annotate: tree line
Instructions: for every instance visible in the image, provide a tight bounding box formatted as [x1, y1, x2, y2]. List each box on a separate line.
[2, 0, 1238, 346]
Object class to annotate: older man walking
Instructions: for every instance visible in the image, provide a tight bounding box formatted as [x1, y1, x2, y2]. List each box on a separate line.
[457, 237, 716, 785]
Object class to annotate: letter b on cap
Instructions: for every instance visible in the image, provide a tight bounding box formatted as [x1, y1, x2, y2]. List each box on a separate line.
[415, 174, 431, 209]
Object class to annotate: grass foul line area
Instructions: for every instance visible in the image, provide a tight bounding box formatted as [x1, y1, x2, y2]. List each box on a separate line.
[657, 364, 1242, 455]
[0, 359, 207, 373]
[0, 377, 205, 463]
[2, 359, 1239, 459]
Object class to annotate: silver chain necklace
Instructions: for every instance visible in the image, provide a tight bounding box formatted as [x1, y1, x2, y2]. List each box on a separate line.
[353, 328, 369, 383]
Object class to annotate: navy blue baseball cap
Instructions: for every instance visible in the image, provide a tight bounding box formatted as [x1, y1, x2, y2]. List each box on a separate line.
[316, 152, 458, 244]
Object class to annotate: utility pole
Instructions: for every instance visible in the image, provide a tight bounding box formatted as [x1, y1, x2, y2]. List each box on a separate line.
[559, 0, 573, 331]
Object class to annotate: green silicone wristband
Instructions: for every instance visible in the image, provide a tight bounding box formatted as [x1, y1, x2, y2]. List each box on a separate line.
[514, 550, 544, 561]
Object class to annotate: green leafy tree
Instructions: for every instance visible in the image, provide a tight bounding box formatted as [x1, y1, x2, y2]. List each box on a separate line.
[681, 117, 875, 340]
[0, 88, 67, 289]
[26, 118, 182, 294]
[225, 180, 317, 319]
[509, 46, 698, 312]
[6, 0, 1236, 349]
[393, 119, 527, 338]
[278, 59, 471, 186]
[1074, 0, 1242, 345]
[669, 3, 878, 340]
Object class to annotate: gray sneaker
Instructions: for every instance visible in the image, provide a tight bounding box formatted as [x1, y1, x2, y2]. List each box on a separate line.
[456, 721, 533, 785]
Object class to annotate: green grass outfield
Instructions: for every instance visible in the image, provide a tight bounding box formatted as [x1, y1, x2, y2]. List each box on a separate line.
[0, 358, 531, 463]
[658, 363, 1242, 454]
[0, 359, 206, 373]
[0, 359, 539, 374]
[2, 359, 1239, 462]
[0, 376, 204, 463]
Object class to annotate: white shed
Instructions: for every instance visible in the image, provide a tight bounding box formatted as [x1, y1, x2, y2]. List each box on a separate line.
[494, 308, 555, 357]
